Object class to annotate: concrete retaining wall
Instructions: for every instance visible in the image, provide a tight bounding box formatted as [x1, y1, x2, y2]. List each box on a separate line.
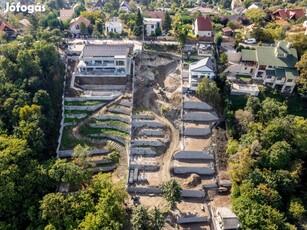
[130, 147, 156, 155]
[138, 129, 165, 137]
[108, 107, 131, 115]
[65, 113, 88, 119]
[89, 123, 129, 133]
[181, 189, 206, 198]
[183, 128, 211, 137]
[174, 151, 214, 161]
[58, 149, 110, 158]
[131, 140, 165, 147]
[132, 121, 164, 128]
[129, 164, 159, 171]
[132, 114, 155, 120]
[127, 187, 161, 194]
[177, 216, 209, 224]
[119, 101, 132, 107]
[173, 166, 215, 175]
[65, 103, 105, 111]
[182, 112, 219, 122]
[183, 101, 212, 111]
[90, 134, 126, 145]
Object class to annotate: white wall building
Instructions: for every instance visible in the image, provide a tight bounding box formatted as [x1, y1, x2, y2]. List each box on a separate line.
[76, 44, 133, 77]
[105, 17, 123, 35]
[119, 1, 130, 13]
[193, 16, 212, 37]
[70, 16, 91, 35]
[143, 18, 162, 36]
[189, 57, 215, 91]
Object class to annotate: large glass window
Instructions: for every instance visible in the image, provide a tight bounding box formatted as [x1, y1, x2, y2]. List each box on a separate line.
[116, 61, 125, 66]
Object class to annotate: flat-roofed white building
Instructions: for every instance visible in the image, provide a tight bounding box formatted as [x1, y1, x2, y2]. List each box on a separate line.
[105, 17, 123, 35]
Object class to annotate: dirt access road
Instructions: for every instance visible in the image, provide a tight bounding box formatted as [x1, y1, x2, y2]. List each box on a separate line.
[152, 112, 180, 182]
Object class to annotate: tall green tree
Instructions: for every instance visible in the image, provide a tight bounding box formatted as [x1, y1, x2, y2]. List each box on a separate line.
[131, 206, 150, 230]
[196, 78, 222, 110]
[161, 179, 182, 207]
[163, 11, 172, 33]
[134, 9, 144, 36]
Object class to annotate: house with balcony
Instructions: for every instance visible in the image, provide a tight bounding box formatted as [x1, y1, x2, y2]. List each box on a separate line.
[143, 18, 162, 36]
[189, 57, 215, 91]
[240, 41, 299, 93]
[74, 43, 133, 90]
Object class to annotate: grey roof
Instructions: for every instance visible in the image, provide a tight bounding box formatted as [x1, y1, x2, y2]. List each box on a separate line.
[183, 101, 212, 111]
[174, 151, 214, 160]
[177, 216, 209, 224]
[182, 112, 219, 122]
[81, 44, 132, 58]
[173, 166, 215, 175]
[190, 57, 214, 71]
[181, 189, 206, 198]
[139, 129, 164, 137]
[130, 147, 156, 155]
[183, 127, 211, 136]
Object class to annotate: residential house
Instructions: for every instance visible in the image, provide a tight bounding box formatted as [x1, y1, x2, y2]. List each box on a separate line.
[248, 3, 260, 10]
[105, 17, 123, 35]
[19, 19, 31, 31]
[0, 20, 16, 37]
[143, 10, 165, 23]
[232, 6, 246, 15]
[119, 1, 130, 13]
[193, 16, 212, 37]
[303, 20, 307, 35]
[240, 41, 299, 93]
[272, 8, 305, 20]
[70, 16, 91, 35]
[76, 44, 133, 77]
[215, 207, 241, 230]
[143, 18, 162, 36]
[188, 7, 218, 15]
[189, 57, 215, 91]
[60, 8, 74, 21]
[231, 0, 242, 10]
[222, 27, 233, 36]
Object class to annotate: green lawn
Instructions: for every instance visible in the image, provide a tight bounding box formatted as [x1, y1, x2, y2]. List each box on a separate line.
[64, 117, 81, 123]
[79, 125, 129, 138]
[184, 58, 198, 64]
[65, 110, 92, 115]
[65, 100, 107, 106]
[60, 126, 92, 150]
[236, 74, 251, 83]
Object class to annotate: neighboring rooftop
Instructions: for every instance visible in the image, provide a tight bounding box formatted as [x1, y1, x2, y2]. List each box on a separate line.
[70, 15, 91, 27]
[195, 16, 212, 31]
[216, 207, 241, 230]
[143, 10, 165, 22]
[80, 44, 132, 58]
[190, 57, 214, 71]
[60, 9, 74, 21]
[241, 41, 298, 67]
[273, 8, 305, 20]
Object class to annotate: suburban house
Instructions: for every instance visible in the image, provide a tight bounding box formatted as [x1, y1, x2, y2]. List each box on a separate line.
[272, 8, 305, 20]
[74, 43, 134, 91]
[215, 207, 241, 230]
[59, 8, 74, 21]
[193, 16, 212, 37]
[143, 18, 162, 36]
[240, 41, 299, 93]
[303, 20, 307, 35]
[143, 10, 165, 23]
[222, 27, 233, 36]
[105, 17, 123, 35]
[70, 16, 91, 35]
[189, 57, 215, 91]
[0, 20, 16, 37]
[119, 1, 130, 13]
[19, 19, 31, 31]
[188, 7, 218, 15]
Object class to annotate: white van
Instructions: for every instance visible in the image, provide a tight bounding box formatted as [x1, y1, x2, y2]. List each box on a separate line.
[244, 38, 256, 44]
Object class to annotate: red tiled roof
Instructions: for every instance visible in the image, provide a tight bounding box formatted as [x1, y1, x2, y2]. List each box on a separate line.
[143, 10, 165, 22]
[196, 16, 212, 31]
[69, 16, 91, 27]
[222, 27, 233, 32]
[273, 8, 305, 20]
[0, 20, 15, 32]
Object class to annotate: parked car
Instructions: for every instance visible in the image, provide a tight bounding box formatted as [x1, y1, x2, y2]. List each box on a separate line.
[244, 38, 256, 44]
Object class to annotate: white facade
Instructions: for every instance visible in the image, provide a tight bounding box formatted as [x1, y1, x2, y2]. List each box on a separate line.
[144, 18, 162, 36]
[105, 18, 123, 35]
[189, 58, 215, 91]
[76, 44, 132, 77]
[193, 17, 212, 37]
[119, 1, 130, 13]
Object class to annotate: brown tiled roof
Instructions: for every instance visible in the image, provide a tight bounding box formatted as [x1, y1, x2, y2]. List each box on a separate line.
[143, 10, 165, 22]
[273, 8, 305, 20]
[60, 9, 74, 21]
[222, 27, 233, 32]
[0, 20, 15, 32]
[70, 16, 91, 27]
[196, 16, 212, 31]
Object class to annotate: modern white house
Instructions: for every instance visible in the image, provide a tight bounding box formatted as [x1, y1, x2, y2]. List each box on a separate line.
[105, 17, 123, 35]
[193, 16, 212, 37]
[189, 57, 215, 91]
[215, 207, 241, 230]
[69, 16, 91, 35]
[76, 44, 133, 77]
[119, 1, 130, 13]
[240, 41, 299, 93]
[143, 18, 162, 36]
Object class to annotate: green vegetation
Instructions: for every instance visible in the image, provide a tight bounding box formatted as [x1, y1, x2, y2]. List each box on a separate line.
[64, 100, 107, 106]
[91, 119, 129, 127]
[79, 125, 129, 138]
[161, 179, 182, 207]
[61, 127, 92, 150]
[144, 44, 180, 53]
[236, 75, 251, 83]
[225, 94, 307, 228]
[131, 206, 167, 230]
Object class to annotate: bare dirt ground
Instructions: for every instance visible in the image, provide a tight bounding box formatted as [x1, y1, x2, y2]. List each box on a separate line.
[183, 137, 211, 151]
